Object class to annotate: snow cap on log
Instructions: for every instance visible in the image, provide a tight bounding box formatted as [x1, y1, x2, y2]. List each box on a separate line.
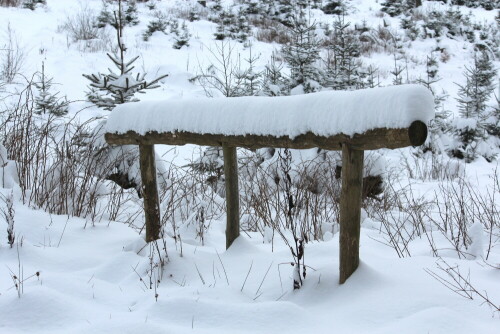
[106, 84, 434, 139]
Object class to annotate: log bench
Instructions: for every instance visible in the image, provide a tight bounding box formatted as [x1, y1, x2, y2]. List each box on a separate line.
[105, 84, 434, 283]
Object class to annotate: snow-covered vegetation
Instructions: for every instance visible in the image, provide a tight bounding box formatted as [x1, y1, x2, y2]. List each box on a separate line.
[0, 0, 498, 333]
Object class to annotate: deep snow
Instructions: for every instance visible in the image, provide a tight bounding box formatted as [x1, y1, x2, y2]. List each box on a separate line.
[107, 84, 434, 137]
[0, 1, 499, 333]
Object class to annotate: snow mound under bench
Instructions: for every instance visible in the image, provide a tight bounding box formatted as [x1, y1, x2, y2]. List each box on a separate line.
[106, 84, 434, 138]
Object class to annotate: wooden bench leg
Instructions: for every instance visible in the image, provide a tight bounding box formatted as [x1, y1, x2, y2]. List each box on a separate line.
[139, 144, 161, 242]
[223, 144, 240, 249]
[339, 144, 364, 284]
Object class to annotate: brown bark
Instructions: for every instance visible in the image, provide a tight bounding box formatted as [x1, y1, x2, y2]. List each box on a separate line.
[106, 121, 428, 151]
[223, 145, 240, 249]
[339, 145, 364, 284]
[139, 144, 161, 242]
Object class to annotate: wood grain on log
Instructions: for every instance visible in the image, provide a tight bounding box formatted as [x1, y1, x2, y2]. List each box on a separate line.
[139, 144, 161, 242]
[339, 145, 364, 284]
[223, 145, 240, 249]
[105, 121, 428, 151]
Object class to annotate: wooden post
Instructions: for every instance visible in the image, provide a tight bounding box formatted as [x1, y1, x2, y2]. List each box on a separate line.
[223, 144, 240, 249]
[339, 144, 364, 284]
[139, 144, 161, 242]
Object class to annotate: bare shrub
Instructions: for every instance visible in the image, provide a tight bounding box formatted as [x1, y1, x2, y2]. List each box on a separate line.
[0, 0, 20, 7]
[366, 176, 436, 258]
[364, 26, 403, 54]
[74, 28, 115, 53]
[190, 40, 248, 98]
[426, 175, 500, 260]
[240, 148, 340, 243]
[59, 4, 100, 42]
[254, 18, 291, 44]
[0, 76, 136, 225]
[158, 158, 225, 247]
[172, 2, 209, 21]
[1, 190, 15, 247]
[426, 258, 500, 315]
[238, 148, 341, 289]
[401, 150, 465, 181]
[368, 162, 499, 262]
[148, 237, 169, 300]
[0, 23, 25, 83]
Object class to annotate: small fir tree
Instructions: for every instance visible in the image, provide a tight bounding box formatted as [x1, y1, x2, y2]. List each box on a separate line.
[380, 0, 411, 17]
[242, 0, 261, 16]
[486, 95, 500, 138]
[323, 15, 364, 90]
[214, 10, 235, 40]
[451, 0, 495, 10]
[322, 0, 347, 15]
[124, 0, 140, 26]
[235, 45, 262, 96]
[416, 53, 446, 107]
[212, 0, 223, 12]
[416, 53, 450, 153]
[261, 51, 289, 96]
[146, 0, 157, 11]
[391, 53, 406, 86]
[80, 0, 168, 197]
[456, 51, 495, 120]
[233, 7, 251, 43]
[34, 62, 69, 116]
[173, 21, 191, 49]
[282, 14, 322, 93]
[276, 0, 296, 26]
[208, 0, 223, 23]
[400, 14, 421, 41]
[143, 11, 169, 41]
[213, 6, 251, 43]
[2, 191, 15, 248]
[262, 0, 296, 26]
[169, 19, 180, 35]
[84, 0, 168, 110]
[364, 65, 379, 88]
[453, 51, 496, 161]
[96, 1, 113, 28]
[188, 5, 201, 21]
[22, 0, 45, 10]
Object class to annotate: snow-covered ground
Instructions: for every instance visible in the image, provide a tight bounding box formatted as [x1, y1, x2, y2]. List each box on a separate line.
[0, 1, 499, 333]
[0, 201, 498, 334]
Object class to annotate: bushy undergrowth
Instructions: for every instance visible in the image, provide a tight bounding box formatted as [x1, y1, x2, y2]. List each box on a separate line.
[0, 78, 138, 225]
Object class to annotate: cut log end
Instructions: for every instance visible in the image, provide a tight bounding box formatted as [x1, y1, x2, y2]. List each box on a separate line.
[408, 121, 428, 147]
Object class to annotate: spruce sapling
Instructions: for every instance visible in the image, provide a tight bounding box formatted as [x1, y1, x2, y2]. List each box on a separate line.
[453, 51, 495, 161]
[124, 0, 139, 26]
[261, 51, 289, 96]
[96, 0, 113, 28]
[323, 14, 364, 90]
[143, 11, 169, 41]
[173, 21, 191, 49]
[282, 13, 322, 93]
[34, 62, 69, 116]
[84, 0, 168, 110]
[235, 45, 262, 96]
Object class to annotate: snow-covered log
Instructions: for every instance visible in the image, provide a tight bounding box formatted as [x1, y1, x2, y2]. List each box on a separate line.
[105, 84, 434, 149]
[105, 84, 434, 283]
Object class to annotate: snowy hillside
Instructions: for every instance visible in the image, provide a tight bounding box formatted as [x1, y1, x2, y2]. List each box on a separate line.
[0, 0, 499, 333]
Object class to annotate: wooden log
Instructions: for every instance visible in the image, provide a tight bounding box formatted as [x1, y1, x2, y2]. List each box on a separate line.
[339, 144, 364, 284]
[223, 144, 240, 249]
[105, 121, 428, 151]
[139, 144, 161, 242]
